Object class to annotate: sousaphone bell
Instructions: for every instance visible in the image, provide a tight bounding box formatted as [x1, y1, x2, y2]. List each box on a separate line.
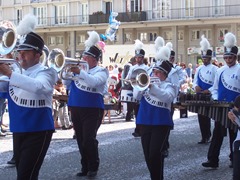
[0, 20, 22, 81]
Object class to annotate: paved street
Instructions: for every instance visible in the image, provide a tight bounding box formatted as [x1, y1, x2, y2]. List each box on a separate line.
[0, 110, 233, 180]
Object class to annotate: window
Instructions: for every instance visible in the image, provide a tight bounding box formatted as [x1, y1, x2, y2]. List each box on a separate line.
[124, 0, 142, 12]
[31, 0, 46, 2]
[115, 34, 119, 42]
[237, 28, 240, 40]
[191, 30, 200, 40]
[139, 33, 147, 42]
[48, 37, 55, 46]
[55, 5, 67, 24]
[81, 3, 88, 23]
[152, 0, 171, 19]
[56, 36, 63, 45]
[213, 0, 224, 15]
[78, 35, 85, 45]
[16, 9, 22, 24]
[33, 6, 47, 25]
[124, 33, 132, 42]
[14, 0, 21, 4]
[202, 30, 211, 40]
[219, 28, 228, 42]
[178, 31, 184, 40]
[103, 1, 112, 14]
[149, 32, 157, 41]
[184, 0, 194, 17]
[163, 31, 172, 41]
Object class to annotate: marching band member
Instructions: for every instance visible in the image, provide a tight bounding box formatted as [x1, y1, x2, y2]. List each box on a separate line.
[163, 41, 184, 157]
[125, 39, 149, 137]
[193, 35, 218, 144]
[133, 59, 176, 180]
[63, 31, 108, 178]
[0, 14, 58, 179]
[121, 57, 137, 121]
[166, 42, 187, 118]
[202, 32, 240, 169]
[228, 95, 240, 180]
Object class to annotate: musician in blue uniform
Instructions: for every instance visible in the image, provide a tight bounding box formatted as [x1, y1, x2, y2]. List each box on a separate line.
[228, 95, 240, 180]
[164, 42, 186, 157]
[193, 35, 218, 144]
[134, 60, 176, 180]
[121, 57, 137, 122]
[63, 31, 108, 178]
[125, 39, 150, 137]
[202, 32, 240, 168]
[0, 30, 58, 179]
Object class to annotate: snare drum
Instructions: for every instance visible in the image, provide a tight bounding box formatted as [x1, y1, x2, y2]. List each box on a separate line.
[120, 89, 138, 103]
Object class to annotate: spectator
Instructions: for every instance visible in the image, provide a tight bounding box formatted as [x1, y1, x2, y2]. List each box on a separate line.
[120, 57, 137, 121]
[125, 39, 149, 137]
[186, 63, 193, 79]
[53, 80, 72, 130]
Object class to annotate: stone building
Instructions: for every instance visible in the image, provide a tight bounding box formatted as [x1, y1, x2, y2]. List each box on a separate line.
[0, 0, 240, 67]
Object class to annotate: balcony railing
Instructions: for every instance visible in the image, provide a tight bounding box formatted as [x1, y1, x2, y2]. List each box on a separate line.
[89, 14, 109, 24]
[7, 4, 240, 28]
[118, 11, 147, 22]
[88, 11, 147, 24]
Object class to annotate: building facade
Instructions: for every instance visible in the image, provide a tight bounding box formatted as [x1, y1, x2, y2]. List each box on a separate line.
[0, 0, 240, 67]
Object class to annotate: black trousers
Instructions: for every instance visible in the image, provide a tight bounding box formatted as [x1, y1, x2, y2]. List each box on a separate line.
[198, 114, 211, 140]
[163, 104, 174, 151]
[13, 130, 53, 180]
[207, 121, 236, 164]
[125, 102, 139, 121]
[71, 107, 103, 172]
[141, 125, 171, 180]
[233, 140, 240, 180]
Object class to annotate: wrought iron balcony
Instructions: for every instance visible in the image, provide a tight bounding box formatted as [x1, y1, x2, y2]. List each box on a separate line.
[7, 4, 240, 28]
[88, 11, 147, 24]
[117, 11, 147, 22]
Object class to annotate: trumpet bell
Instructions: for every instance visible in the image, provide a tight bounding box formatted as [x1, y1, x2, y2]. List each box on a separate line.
[130, 69, 150, 91]
[123, 68, 161, 91]
[0, 21, 17, 55]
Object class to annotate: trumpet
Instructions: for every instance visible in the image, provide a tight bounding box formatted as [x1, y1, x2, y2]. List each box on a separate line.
[0, 58, 22, 81]
[122, 68, 160, 91]
[47, 48, 89, 80]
